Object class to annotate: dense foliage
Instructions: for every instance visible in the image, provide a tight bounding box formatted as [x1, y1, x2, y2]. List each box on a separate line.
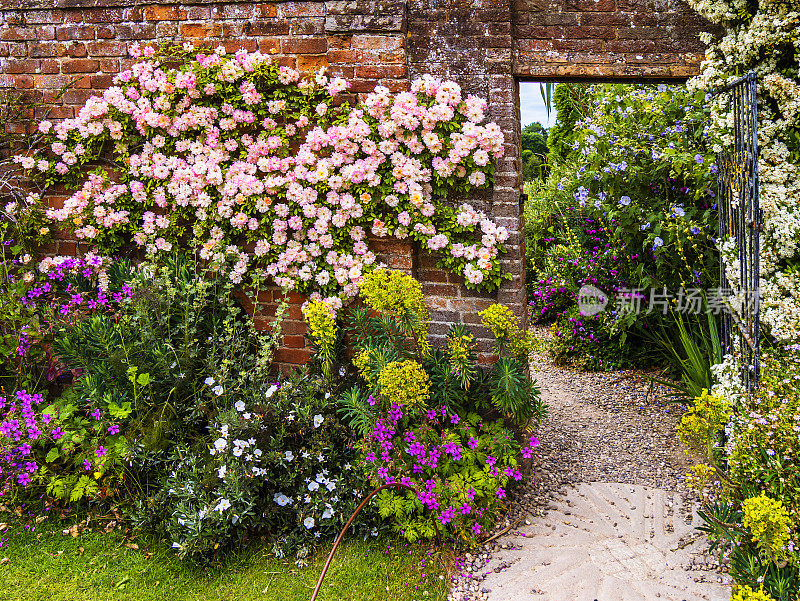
[525, 83, 719, 370]
[303, 269, 545, 544]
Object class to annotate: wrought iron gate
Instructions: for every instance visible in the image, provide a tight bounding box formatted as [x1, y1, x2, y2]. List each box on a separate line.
[715, 72, 761, 392]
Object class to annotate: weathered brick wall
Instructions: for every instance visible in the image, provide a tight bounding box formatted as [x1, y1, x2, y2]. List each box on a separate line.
[0, 0, 714, 368]
[513, 0, 714, 79]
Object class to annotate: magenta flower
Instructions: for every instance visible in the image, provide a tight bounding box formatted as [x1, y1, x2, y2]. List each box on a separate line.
[83, 459, 92, 471]
[107, 424, 120, 435]
[95, 446, 107, 457]
[496, 487, 506, 499]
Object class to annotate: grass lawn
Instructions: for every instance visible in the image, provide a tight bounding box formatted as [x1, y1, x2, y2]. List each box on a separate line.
[0, 508, 450, 601]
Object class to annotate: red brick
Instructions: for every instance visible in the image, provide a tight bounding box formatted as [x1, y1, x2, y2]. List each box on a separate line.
[220, 40, 260, 54]
[65, 8, 126, 24]
[96, 26, 116, 39]
[327, 49, 362, 63]
[61, 89, 96, 104]
[185, 6, 211, 20]
[56, 25, 97, 41]
[24, 10, 63, 24]
[298, 54, 329, 70]
[258, 39, 281, 54]
[279, 2, 326, 18]
[1, 28, 36, 41]
[14, 75, 34, 89]
[517, 39, 553, 52]
[282, 335, 306, 349]
[68, 43, 88, 58]
[245, 21, 291, 36]
[141, 6, 185, 21]
[180, 23, 222, 38]
[3, 59, 37, 74]
[274, 347, 312, 365]
[355, 64, 407, 79]
[87, 41, 128, 56]
[62, 58, 98, 73]
[352, 35, 403, 50]
[210, 3, 277, 19]
[156, 22, 179, 37]
[90, 74, 114, 88]
[281, 37, 327, 54]
[114, 24, 157, 40]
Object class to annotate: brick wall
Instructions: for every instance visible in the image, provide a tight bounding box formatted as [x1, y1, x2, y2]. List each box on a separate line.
[513, 0, 715, 79]
[0, 0, 714, 368]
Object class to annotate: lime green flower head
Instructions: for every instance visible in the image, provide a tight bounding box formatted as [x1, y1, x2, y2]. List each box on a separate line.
[742, 494, 792, 562]
[302, 299, 337, 376]
[479, 303, 531, 358]
[732, 585, 776, 601]
[359, 269, 429, 352]
[377, 360, 430, 414]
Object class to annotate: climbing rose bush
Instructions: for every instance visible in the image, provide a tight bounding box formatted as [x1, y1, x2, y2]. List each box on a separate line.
[18, 43, 510, 300]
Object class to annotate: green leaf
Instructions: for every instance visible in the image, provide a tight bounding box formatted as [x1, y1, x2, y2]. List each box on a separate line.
[45, 448, 60, 463]
[136, 372, 151, 386]
[108, 401, 132, 419]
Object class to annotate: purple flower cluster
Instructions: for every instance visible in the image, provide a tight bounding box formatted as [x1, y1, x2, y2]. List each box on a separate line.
[0, 390, 53, 495]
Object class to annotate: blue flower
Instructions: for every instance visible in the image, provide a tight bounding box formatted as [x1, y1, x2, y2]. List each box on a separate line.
[653, 237, 664, 249]
[641, 222, 651, 231]
[619, 196, 631, 206]
[694, 154, 703, 164]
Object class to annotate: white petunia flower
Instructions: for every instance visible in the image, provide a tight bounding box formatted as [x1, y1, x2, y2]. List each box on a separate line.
[313, 414, 324, 428]
[235, 400, 245, 411]
[204, 377, 215, 386]
[304, 517, 315, 529]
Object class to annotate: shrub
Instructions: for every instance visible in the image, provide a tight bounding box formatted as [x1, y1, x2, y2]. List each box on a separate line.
[312, 269, 546, 544]
[163, 370, 371, 560]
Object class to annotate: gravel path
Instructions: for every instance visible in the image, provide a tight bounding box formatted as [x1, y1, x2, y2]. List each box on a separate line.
[448, 329, 731, 601]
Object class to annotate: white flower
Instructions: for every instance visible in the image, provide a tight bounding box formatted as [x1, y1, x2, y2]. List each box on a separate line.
[313, 414, 324, 428]
[273, 493, 292, 507]
[265, 384, 279, 398]
[214, 498, 231, 513]
[308, 481, 320, 491]
[235, 400, 245, 411]
[233, 446, 243, 457]
[204, 377, 215, 386]
[213, 438, 227, 452]
[217, 465, 227, 479]
[304, 517, 315, 529]
[254, 448, 263, 457]
[212, 385, 224, 396]
[287, 412, 295, 422]
[285, 450, 295, 462]
[322, 507, 334, 519]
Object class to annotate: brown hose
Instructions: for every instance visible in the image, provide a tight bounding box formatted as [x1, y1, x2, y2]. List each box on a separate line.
[309, 481, 440, 601]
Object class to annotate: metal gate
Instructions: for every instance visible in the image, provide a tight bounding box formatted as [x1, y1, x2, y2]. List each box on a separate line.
[715, 72, 761, 392]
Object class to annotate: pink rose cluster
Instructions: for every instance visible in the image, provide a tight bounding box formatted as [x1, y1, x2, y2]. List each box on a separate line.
[23, 44, 509, 297]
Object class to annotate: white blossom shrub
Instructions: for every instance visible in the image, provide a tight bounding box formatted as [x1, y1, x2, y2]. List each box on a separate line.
[688, 0, 800, 342]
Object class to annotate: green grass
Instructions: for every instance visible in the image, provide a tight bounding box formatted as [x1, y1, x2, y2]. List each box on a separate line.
[0, 511, 450, 601]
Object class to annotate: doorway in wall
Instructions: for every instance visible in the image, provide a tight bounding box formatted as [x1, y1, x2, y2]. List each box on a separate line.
[517, 80, 721, 374]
